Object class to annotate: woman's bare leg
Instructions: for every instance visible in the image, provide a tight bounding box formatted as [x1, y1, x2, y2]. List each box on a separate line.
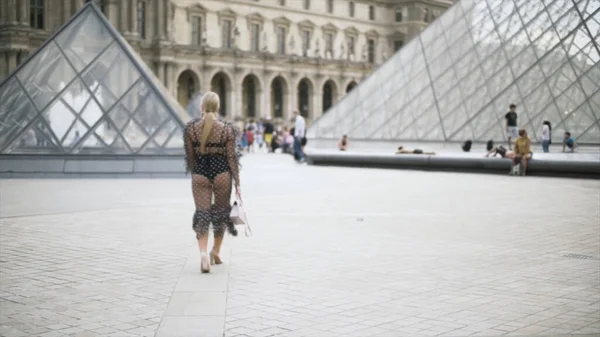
[521, 155, 530, 176]
[192, 174, 213, 271]
[210, 172, 234, 263]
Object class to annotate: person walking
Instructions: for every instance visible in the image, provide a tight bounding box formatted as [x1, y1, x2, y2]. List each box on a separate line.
[293, 110, 306, 162]
[183, 92, 242, 273]
[263, 117, 275, 152]
[505, 104, 518, 150]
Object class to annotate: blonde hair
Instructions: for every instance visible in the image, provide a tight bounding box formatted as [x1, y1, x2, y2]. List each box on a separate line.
[199, 91, 220, 153]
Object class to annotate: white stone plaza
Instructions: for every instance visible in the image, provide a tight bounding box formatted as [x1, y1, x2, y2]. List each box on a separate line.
[1, 154, 599, 337]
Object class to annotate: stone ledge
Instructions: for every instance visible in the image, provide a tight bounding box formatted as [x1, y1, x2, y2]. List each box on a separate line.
[306, 151, 600, 178]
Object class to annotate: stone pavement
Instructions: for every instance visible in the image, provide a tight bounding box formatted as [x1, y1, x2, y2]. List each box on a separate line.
[0, 153, 599, 337]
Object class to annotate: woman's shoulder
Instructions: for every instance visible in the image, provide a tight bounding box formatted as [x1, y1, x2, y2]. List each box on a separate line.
[186, 117, 201, 127]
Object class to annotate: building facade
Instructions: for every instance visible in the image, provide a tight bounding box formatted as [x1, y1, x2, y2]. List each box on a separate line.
[0, 0, 453, 123]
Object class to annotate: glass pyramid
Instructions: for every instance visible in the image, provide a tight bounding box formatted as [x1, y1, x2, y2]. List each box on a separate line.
[308, 0, 600, 145]
[0, 3, 190, 155]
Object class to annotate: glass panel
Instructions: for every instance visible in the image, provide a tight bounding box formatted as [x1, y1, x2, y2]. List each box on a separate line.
[122, 80, 170, 136]
[532, 28, 561, 59]
[55, 8, 114, 72]
[544, 0, 574, 24]
[448, 31, 475, 62]
[559, 101, 597, 139]
[463, 85, 490, 117]
[522, 83, 553, 121]
[516, 0, 545, 26]
[490, 0, 516, 25]
[576, 122, 600, 143]
[413, 105, 441, 140]
[450, 122, 476, 141]
[587, 11, 600, 43]
[441, 102, 470, 137]
[525, 10, 551, 42]
[0, 78, 39, 149]
[164, 126, 184, 151]
[516, 64, 544, 97]
[554, 83, 587, 116]
[460, 67, 485, 98]
[121, 119, 149, 150]
[453, 51, 478, 80]
[480, 47, 507, 76]
[5, 118, 62, 154]
[509, 46, 537, 79]
[40, 99, 76, 142]
[428, 53, 453, 79]
[92, 118, 118, 146]
[521, 102, 563, 141]
[62, 78, 92, 114]
[62, 119, 90, 149]
[433, 68, 458, 99]
[486, 65, 513, 99]
[569, 42, 599, 77]
[495, 11, 522, 42]
[539, 47, 568, 77]
[83, 43, 141, 110]
[470, 104, 502, 140]
[579, 70, 599, 98]
[17, 42, 77, 110]
[547, 62, 578, 97]
[577, 0, 600, 19]
[79, 97, 104, 129]
[554, 8, 584, 40]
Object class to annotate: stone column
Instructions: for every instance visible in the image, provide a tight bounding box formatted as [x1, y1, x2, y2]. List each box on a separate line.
[163, 0, 171, 40]
[7, 50, 18, 73]
[154, 0, 163, 40]
[3, 0, 17, 24]
[0, 52, 8, 78]
[119, 0, 128, 33]
[106, 0, 120, 29]
[232, 76, 241, 120]
[156, 61, 165, 86]
[263, 81, 271, 118]
[165, 62, 174, 94]
[130, 0, 138, 37]
[63, 0, 71, 22]
[19, 0, 28, 26]
[314, 91, 323, 120]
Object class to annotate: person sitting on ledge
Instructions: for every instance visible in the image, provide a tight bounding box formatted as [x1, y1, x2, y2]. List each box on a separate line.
[338, 135, 349, 151]
[485, 145, 516, 159]
[396, 146, 435, 155]
[513, 129, 533, 176]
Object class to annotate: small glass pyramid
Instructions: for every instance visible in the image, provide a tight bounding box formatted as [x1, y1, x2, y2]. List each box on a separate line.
[0, 3, 189, 155]
[308, 0, 600, 145]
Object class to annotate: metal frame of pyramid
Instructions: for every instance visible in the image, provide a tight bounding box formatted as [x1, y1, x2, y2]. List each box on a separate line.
[308, 0, 600, 145]
[0, 2, 190, 156]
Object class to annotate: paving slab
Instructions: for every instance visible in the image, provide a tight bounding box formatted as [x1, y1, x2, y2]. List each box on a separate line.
[0, 154, 599, 337]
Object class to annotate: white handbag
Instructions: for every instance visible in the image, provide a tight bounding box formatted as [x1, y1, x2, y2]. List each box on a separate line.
[230, 198, 252, 237]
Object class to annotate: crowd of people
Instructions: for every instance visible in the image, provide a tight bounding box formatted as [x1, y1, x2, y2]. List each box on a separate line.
[235, 101, 581, 176]
[239, 111, 308, 163]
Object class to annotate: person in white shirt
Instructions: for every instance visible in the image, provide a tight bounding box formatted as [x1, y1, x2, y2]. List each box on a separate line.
[293, 110, 306, 162]
[541, 120, 551, 152]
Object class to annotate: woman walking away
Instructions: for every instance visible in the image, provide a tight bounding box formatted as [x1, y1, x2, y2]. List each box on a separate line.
[541, 121, 551, 152]
[183, 92, 242, 273]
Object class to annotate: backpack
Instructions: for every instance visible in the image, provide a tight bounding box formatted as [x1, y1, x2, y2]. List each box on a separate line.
[462, 140, 472, 152]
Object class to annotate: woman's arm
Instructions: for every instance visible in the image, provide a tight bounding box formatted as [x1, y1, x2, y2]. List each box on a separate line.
[225, 124, 241, 189]
[183, 121, 196, 174]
